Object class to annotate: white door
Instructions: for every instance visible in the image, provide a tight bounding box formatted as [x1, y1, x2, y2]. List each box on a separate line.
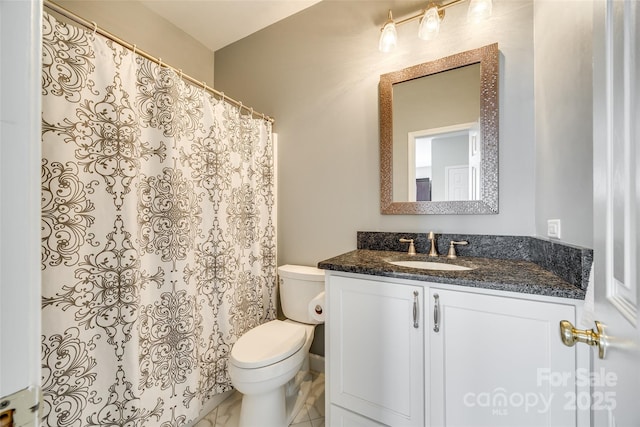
[445, 165, 469, 201]
[589, 0, 640, 425]
[468, 122, 481, 200]
[0, 0, 43, 423]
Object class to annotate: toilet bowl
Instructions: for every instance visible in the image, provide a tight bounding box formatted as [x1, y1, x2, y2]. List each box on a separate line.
[228, 265, 325, 427]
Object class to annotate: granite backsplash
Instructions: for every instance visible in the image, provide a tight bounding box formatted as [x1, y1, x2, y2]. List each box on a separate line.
[357, 231, 593, 291]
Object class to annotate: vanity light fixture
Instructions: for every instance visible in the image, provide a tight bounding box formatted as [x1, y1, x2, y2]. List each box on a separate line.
[378, 0, 493, 52]
[467, 0, 493, 23]
[418, 5, 442, 41]
[379, 10, 398, 52]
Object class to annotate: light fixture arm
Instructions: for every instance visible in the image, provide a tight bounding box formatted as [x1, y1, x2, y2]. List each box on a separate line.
[385, 0, 466, 29]
[393, 10, 427, 27]
[438, 0, 468, 12]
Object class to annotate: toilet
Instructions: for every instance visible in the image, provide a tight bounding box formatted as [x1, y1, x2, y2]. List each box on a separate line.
[228, 264, 325, 427]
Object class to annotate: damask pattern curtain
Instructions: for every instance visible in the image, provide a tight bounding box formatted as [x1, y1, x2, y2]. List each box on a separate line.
[40, 12, 276, 426]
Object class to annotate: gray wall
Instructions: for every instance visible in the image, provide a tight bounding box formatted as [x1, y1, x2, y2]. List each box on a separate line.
[215, 0, 539, 267]
[55, 1, 215, 87]
[534, 1, 593, 248]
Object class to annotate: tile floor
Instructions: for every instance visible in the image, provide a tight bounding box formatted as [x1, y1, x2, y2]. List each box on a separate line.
[193, 372, 325, 427]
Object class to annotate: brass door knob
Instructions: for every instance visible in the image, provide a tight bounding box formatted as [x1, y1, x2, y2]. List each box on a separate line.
[559, 320, 607, 359]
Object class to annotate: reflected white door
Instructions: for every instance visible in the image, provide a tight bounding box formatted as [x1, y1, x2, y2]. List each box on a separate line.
[468, 123, 481, 200]
[445, 165, 469, 201]
[590, 0, 640, 425]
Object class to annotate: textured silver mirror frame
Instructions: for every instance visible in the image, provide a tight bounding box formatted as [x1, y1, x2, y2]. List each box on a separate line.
[379, 43, 499, 215]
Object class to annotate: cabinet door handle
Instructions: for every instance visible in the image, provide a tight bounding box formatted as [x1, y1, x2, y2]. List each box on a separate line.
[413, 291, 419, 328]
[433, 293, 440, 332]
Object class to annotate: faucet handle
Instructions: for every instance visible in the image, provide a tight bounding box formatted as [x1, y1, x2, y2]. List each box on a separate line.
[399, 238, 417, 255]
[446, 240, 468, 259]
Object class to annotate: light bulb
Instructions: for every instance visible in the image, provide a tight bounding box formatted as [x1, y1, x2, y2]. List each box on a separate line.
[467, 0, 492, 23]
[379, 13, 397, 52]
[418, 6, 441, 41]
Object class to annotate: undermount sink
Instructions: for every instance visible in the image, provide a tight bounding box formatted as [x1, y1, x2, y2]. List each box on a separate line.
[387, 260, 474, 271]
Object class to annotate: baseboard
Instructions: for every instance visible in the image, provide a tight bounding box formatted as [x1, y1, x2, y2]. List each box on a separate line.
[309, 353, 325, 374]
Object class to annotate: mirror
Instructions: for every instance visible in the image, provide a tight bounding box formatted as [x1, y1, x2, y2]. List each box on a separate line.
[380, 43, 499, 214]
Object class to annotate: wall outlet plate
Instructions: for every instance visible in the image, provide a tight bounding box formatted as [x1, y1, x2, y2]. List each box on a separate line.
[547, 219, 561, 239]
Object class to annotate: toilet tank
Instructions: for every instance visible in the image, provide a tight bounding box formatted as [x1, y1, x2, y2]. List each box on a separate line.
[278, 264, 325, 324]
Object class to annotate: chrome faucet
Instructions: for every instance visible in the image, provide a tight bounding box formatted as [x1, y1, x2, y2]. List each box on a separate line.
[427, 231, 438, 257]
[446, 240, 469, 259]
[399, 238, 416, 255]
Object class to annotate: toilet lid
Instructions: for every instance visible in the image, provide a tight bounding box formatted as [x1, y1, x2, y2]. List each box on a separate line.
[231, 320, 306, 369]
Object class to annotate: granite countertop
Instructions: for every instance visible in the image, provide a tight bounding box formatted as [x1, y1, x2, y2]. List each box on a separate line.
[318, 249, 585, 300]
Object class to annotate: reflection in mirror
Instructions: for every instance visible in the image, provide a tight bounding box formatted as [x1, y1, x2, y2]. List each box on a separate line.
[393, 63, 480, 202]
[408, 123, 480, 202]
[380, 43, 499, 214]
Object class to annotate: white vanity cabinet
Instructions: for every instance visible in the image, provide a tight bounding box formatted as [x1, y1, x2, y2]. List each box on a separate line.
[326, 272, 589, 427]
[327, 274, 424, 427]
[428, 287, 585, 427]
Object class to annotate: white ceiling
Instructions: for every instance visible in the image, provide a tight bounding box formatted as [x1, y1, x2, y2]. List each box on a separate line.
[140, 0, 322, 52]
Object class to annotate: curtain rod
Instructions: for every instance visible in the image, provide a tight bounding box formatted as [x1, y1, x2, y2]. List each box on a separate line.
[43, 0, 274, 124]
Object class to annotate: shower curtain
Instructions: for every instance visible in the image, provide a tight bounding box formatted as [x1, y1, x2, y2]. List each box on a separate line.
[40, 12, 276, 426]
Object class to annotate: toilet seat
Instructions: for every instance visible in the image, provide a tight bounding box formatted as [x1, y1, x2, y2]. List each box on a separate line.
[231, 320, 306, 369]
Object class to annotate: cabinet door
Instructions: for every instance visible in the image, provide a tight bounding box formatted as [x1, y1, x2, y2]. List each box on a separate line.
[428, 288, 578, 427]
[329, 276, 424, 426]
[330, 404, 387, 427]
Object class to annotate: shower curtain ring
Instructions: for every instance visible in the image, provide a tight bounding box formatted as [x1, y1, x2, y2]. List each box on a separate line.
[202, 81, 208, 92]
[158, 58, 163, 69]
[91, 21, 97, 37]
[179, 69, 183, 79]
[220, 92, 225, 103]
[132, 44, 137, 57]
